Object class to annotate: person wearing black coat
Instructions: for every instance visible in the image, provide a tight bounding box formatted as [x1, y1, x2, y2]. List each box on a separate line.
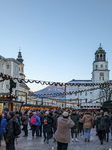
[38, 111, 44, 137]
[52, 110, 59, 142]
[43, 111, 52, 144]
[96, 112, 106, 145]
[104, 112, 111, 142]
[0, 114, 2, 146]
[5, 111, 15, 150]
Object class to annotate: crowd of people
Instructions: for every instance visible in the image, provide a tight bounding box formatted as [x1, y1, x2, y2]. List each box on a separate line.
[0, 107, 112, 150]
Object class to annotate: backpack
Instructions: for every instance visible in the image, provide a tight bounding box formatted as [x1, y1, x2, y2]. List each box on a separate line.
[13, 118, 21, 136]
[100, 117, 106, 128]
[30, 116, 37, 125]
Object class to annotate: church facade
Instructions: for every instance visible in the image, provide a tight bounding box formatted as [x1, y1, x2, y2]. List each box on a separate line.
[66, 44, 112, 105]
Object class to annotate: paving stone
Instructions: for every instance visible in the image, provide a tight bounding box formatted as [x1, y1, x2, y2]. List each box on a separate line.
[0, 128, 112, 150]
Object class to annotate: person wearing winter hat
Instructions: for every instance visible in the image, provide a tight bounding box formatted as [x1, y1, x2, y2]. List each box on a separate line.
[43, 111, 52, 144]
[5, 111, 15, 150]
[54, 111, 75, 150]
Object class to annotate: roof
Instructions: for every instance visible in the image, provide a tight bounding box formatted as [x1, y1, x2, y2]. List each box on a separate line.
[95, 46, 105, 54]
[81, 103, 102, 107]
[19, 82, 30, 89]
[68, 80, 92, 84]
[68, 79, 112, 84]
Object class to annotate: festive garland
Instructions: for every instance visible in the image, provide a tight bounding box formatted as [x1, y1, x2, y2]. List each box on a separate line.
[0, 73, 112, 86]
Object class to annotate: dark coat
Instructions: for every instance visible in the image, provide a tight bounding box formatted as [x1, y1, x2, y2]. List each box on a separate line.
[52, 115, 59, 129]
[38, 114, 44, 125]
[0, 115, 2, 140]
[5, 117, 14, 140]
[70, 113, 79, 129]
[96, 115, 106, 131]
[43, 116, 52, 133]
[78, 114, 83, 130]
[16, 115, 21, 125]
[105, 115, 111, 133]
[22, 114, 29, 125]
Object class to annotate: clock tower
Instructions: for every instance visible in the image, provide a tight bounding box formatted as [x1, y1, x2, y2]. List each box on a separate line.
[92, 44, 109, 83]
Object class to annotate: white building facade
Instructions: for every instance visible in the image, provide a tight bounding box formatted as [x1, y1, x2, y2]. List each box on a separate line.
[66, 45, 112, 105]
[0, 55, 20, 94]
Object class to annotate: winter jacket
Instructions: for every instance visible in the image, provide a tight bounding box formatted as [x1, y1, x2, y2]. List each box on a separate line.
[16, 115, 21, 125]
[71, 113, 79, 129]
[30, 115, 41, 126]
[0, 112, 8, 135]
[52, 115, 59, 129]
[43, 115, 52, 133]
[0, 115, 2, 140]
[96, 115, 106, 131]
[54, 117, 75, 143]
[38, 114, 44, 125]
[22, 114, 29, 125]
[105, 115, 110, 133]
[5, 117, 14, 140]
[82, 113, 94, 129]
[78, 114, 83, 130]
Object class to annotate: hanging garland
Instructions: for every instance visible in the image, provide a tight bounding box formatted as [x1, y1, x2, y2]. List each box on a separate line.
[0, 73, 112, 87]
[28, 86, 100, 98]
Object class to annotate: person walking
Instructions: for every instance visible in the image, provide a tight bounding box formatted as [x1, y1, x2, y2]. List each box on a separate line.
[5, 111, 15, 150]
[30, 112, 41, 139]
[78, 112, 83, 136]
[109, 112, 112, 140]
[104, 112, 111, 142]
[52, 110, 59, 142]
[54, 111, 75, 150]
[70, 110, 79, 142]
[82, 111, 94, 142]
[0, 107, 9, 143]
[38, 111, 43, 137]
[96, 111, 106, 145]
[21, 110, 29, 137]
[43, 111, 52, 144]
[0, 113, 2, 146]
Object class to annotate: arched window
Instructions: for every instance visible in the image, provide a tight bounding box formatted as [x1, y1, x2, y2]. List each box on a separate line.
[101, 64, 103, 68]
[100, 54, 102, 60]
[97, 55, 99, 61]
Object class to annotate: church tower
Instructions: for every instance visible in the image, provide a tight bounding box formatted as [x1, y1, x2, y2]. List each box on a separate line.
[92, 44, 109, 83]
[17, 48, 26, 79]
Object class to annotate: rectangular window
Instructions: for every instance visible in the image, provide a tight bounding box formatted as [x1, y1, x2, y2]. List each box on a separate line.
[90, 92, 92, 94]
[6, 84, 9, 89]
[75, 93, 77, 96]
[80, 92, 82, 96]
[85, 91, 87, 96]
[6, 65, 9, 69]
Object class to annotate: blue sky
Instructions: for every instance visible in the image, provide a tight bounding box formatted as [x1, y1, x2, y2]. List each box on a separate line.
[0, 0, 112, 92]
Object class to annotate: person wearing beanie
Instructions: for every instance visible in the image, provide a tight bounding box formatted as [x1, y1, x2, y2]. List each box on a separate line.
[5, 111, 15, 150]
[54, 111, 75, 150]
[70, 110, 79, 142]
[43, 111, 52, 144]
[0, 107, 9, 140]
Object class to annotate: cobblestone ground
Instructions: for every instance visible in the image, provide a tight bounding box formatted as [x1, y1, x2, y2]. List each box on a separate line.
[1, 128, 112, 150]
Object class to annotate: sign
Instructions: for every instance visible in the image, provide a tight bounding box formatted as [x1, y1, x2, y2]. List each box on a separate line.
[0, 103, 3, 114]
